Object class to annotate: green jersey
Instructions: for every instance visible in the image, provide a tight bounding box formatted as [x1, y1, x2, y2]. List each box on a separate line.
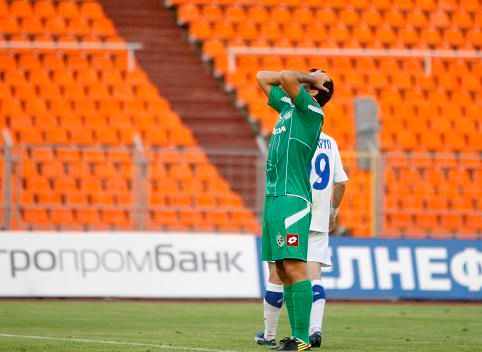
[265, 86, 324, 203]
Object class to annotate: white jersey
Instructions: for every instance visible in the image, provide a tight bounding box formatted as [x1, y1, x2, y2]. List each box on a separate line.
[309, 132, 348, 233]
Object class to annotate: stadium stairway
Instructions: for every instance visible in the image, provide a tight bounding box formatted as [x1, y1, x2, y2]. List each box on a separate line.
[99, 0, 259, 208]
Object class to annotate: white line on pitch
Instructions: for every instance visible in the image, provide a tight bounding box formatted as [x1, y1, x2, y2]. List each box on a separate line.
[0, 333, 239, 352]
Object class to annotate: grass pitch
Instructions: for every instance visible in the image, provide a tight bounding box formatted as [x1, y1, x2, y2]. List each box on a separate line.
[0, 300, 480, 352]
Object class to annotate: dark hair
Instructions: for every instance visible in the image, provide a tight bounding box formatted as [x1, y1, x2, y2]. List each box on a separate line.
[309, 68, 334, 107]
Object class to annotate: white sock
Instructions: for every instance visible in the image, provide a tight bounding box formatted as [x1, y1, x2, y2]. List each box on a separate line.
[309, 279, 326, 336]
[263, 282, 284, 341]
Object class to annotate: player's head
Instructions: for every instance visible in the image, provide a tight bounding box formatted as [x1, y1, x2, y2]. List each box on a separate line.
[306, 68, 334, 107]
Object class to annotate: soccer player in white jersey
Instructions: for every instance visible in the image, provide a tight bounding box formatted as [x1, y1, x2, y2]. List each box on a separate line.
[255, 131, 348, 348]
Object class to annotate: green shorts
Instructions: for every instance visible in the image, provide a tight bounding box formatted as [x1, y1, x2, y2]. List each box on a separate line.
[261, 195, 311, 262]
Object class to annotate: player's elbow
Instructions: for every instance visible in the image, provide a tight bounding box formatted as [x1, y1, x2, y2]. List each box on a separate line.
[279, 70, 294, 85]
[256, 70, 269, 83]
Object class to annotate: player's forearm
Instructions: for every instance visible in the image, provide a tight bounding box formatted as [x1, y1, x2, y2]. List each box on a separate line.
[256, 71, 282, 85]
[256, 71, 282, 97]
[331, 181, 347, 210]
[279, 70, 317, 86]
[278, 70, 317, 100]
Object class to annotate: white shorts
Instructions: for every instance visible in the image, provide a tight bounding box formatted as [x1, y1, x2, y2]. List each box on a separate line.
[307, 231, 331, 267]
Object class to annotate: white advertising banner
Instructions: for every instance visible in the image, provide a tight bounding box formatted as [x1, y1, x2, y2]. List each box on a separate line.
[0, 232, 261, 298]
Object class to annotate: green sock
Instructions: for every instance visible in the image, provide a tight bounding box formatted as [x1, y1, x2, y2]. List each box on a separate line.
[291, 279, 313, 344]
[283, 285, 295, 336]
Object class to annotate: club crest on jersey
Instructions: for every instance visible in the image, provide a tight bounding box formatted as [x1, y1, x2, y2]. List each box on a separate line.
[286, 234, 299, 246]
[276, 234, 285, 247]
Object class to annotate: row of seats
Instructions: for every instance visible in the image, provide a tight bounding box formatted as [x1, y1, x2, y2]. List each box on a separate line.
[1, 52, 132, 72]
[0, 0, 105, 19]
[168, 0, 480, 13]
[20, 182, 242, 208]
[170, 0, 481, 237]
[189, 22, 479, 49]
[385, 195, 478, 209]
[3, 123, 196, 146]
[20, 207, 258, 232]
[385, 212, 480, 238]
[1, 33, 123, 44]
[177, 4, 480, 25]
[385, 166, 479, 180]
[150, 208, 258, 232]
[227, 56, 481, 78]
[2, 87, 166, 103]
[0, 0, 116, 37]
[0, 16, 116, 36]
[19, 160, 233, 186]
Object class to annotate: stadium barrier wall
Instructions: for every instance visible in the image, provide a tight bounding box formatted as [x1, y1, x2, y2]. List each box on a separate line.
[1, 233, 480, 300]
[260, 237, 482, 301]
[0, 232, 261, 298]
[324, 237, 482, 300]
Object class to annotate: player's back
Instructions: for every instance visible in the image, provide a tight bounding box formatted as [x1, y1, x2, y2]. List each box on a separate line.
[309, 132, 348, 232]
[265, 86, 323, 203]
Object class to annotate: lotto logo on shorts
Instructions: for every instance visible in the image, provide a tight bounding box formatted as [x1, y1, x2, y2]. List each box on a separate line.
[286, 234, 299, 246]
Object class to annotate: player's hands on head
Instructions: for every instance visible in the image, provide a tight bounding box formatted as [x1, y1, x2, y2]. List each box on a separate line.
[309, 70, 331, 93]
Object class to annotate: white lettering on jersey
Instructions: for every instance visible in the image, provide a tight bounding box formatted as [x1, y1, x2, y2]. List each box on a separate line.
[281, 110, 292, 120]
[317, 138, 332, 150]
[272, 125, 287, 135]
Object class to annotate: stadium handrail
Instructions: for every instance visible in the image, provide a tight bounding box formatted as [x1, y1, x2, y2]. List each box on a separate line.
[1, 129, 14, 229]
[227, 47, 482, 75]
[133, 134, 148, 230]
[0, 41, 143, 71]
[1, 137, 479, 236]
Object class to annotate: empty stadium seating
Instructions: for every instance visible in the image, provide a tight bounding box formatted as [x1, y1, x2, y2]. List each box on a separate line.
[168, 0, 481, 237]
[0, 0, 479, 238]
[0, 0, 259, 233]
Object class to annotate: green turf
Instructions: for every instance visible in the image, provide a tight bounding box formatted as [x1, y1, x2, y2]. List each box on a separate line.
[0, 300, 481, 352]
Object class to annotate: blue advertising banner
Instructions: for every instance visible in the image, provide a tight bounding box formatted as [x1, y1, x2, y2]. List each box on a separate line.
[258, 237, 482, 300]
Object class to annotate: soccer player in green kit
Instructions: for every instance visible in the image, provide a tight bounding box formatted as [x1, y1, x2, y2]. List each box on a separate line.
[256, 69, 334, 351]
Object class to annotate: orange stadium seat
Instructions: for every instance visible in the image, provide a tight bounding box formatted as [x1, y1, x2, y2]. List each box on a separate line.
[79, 1, 104, 20]
[246, 6, 269, 24]
[44, 16, 66, 35]
[33, 0, 56, 18]
[10, 0, 33, 18]
[21, 16, 44, 34]
[177, 4, 200, 25]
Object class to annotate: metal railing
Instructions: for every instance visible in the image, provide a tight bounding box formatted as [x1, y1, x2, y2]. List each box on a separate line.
[227, 47, 482, 75]
[2, 142, 264, 233]
[0, 41, 143, 71]
[0, 141, 479, 237]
